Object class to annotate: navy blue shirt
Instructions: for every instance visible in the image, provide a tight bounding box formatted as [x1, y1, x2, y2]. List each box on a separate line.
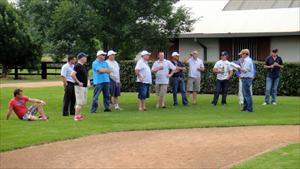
[171, 60, 184, 78]
[265, 56, 283, 78]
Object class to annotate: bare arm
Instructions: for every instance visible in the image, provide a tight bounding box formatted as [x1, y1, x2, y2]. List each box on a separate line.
[264, 64, 274, 69]
[213, 68, 220, 74]
[28, 98, 46, 105]
[6, 106, 13, 120]
[61, 76, 68, 87]
[183, 57, 191, 64]
[97, 68, 112, 73]
[135, 69, 143, 81]
[71, 71, 83, 87]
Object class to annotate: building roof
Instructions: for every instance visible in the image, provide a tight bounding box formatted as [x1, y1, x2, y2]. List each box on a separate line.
[176, 0, 300, 38]
[224, 0, 300, 10]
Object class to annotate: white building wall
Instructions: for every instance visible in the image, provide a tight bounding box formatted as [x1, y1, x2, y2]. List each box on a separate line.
[271, 36, 300, 62]
[179, 38, 220, 62]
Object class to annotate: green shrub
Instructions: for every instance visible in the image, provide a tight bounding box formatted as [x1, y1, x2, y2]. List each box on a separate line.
[119, 60, 300, 96]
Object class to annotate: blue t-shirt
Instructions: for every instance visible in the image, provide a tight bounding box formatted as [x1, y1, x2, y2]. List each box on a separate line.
[92, 59, 110, 85]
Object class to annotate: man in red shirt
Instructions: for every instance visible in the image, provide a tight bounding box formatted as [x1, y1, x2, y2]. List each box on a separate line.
[6, 89, 48, 121]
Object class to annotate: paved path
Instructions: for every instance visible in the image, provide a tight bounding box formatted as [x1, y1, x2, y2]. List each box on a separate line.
[0, 81, 61, 88]
[1, 125, 299, 169]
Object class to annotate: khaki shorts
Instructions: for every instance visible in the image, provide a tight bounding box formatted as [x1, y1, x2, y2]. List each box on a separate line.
[187, 77, 201, 92]
[155, 84, 168, 97]
[75, 86, 88, 106]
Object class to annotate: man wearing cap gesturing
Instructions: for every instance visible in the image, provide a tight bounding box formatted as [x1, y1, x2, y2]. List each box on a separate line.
[71, 52, 88, 121]
[151, 51, 176, 108]
[211, 51, 233, 106]
[91, 50, 112, 113]
[170, 52, 188, 106]
[183, 50, 205, 105]
[237, 49, 255, 112]
[106, 50, 122, 111]
[135, 50, 152, 111]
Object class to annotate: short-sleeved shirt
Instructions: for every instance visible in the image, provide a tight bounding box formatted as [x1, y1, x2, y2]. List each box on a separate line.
[73, 63, 88, 87]
[171, 60, 184, 78]
[188, 58, 204, 78]
[61, 63, 75, 83]
[9, 96, 29, 119]
[213, 60, 233, 80]
[106, 60, 120, 83]
[265, 56, 283, 78]
[92, 59, 110, 85]
[135, 58, 152, 84]
[151, 59, 176, 84]
[235, 58, 256, 77]
[240, 56, 255, 78]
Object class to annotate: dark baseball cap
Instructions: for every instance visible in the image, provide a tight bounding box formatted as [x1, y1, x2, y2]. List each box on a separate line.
[77, 52, 88, 59]
[221, 51, 228, 56]
[272, 48, 278, 53]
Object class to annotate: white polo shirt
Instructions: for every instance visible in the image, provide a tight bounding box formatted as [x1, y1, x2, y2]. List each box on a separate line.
[213, 60, 233, 80]
[106, 60, 120, 83]
[61, 63, 75, 83]
[135, 58, 152, 84]
[151, 59, 176, 84]
[188, 57, 204, 78]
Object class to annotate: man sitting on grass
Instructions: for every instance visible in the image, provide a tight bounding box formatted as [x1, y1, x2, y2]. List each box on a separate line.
[6, 89, 48, 121]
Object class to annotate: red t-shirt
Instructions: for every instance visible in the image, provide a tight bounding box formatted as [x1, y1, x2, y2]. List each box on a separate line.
[9, 96, 29, 119]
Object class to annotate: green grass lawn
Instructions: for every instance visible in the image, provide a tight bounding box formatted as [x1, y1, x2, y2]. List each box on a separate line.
[232, 143, 300, 169]
[0, 87, 299, 152]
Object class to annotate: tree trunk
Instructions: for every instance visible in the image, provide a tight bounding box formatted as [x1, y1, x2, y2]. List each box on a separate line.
[1, 64, 10, 78]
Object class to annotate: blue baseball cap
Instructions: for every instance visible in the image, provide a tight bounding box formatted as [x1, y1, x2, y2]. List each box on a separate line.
[221, 51, 228, 56]
[77, 52, 88, 59]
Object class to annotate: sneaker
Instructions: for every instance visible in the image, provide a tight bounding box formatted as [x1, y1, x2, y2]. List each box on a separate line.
[262, 102, 268, 105]
[115, 107, 123, 111]
[74, 115, 83, 121]
[272, 102, 277, 105]
[104, 109, 111, 112]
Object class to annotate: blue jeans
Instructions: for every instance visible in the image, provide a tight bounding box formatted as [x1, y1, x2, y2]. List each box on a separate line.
[242, 78, 253, 112]
[137, 82, 150, 100]
[212, 79, 229, 105]
[90, 82, 110, 112]
[265, 77, 280, 104]
[170, 77, 188, 106]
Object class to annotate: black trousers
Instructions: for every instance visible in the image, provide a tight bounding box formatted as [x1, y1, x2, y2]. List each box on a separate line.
[62, 82, 75, 116]
[212, 79, 229, 105]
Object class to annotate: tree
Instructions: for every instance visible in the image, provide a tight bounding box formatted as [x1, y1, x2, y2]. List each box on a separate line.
[19, 0, 195, 61]
[0, 0, 42, 77]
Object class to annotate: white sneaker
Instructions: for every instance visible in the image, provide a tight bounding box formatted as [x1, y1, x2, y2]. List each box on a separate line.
[115, 107, 123, 111]
[262, 102, 268, 105]
[272, 102, 277, 105]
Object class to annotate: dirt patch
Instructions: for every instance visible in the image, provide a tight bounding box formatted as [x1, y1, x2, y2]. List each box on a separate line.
[1, 125, 299, 169]
[0, 81, 61, 88]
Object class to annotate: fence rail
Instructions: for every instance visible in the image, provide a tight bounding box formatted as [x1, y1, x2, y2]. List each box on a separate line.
[3, 62, 65, 79]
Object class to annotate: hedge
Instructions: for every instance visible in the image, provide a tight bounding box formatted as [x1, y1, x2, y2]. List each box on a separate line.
[119, 60, 300, 96]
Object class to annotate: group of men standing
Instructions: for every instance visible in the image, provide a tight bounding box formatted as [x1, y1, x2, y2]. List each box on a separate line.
[61, 50, 122, 121]
[59, 48, 284, 121]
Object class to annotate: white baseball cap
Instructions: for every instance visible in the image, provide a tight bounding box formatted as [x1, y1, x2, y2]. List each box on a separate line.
[107, 50, 117, 56]
[171, 52, 180, 57]
[141, 50, 151, 56]
[97, 50, 107, 56]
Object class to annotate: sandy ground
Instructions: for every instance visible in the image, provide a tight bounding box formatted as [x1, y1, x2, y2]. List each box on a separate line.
[1, 125, 299, 169]
[0, 81, 62, 88]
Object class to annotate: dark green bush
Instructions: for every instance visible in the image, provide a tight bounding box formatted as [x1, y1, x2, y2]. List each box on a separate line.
[119, 60, 300, 96]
